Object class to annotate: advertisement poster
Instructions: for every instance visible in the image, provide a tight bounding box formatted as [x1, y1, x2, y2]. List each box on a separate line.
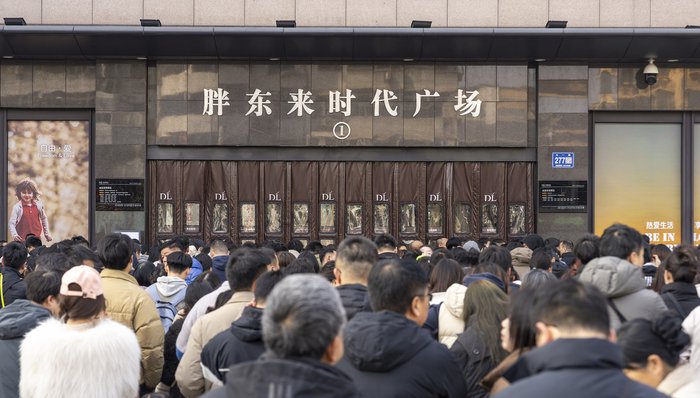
[595, 123, 681, 245]
[7, 120, 90, 243]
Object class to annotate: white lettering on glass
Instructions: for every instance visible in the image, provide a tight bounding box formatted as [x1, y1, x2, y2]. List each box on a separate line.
[245, 89, 273, 116]
[287, 89, 315, 116]
[202, 88, 230, 116]
[329, 89, 356, 117]
[371, 89, 398, 117]
[454, 89, 482, 117]
[413, 89, 440, 117]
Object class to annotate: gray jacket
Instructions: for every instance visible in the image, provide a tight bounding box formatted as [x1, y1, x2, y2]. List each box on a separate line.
[0, 299, 52, 398]
[579, 256, 667, 330]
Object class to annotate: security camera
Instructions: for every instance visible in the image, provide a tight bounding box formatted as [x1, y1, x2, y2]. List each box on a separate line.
[644, 59, 658, 86]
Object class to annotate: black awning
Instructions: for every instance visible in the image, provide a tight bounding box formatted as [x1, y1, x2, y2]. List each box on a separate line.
[1, 25, 700, 63]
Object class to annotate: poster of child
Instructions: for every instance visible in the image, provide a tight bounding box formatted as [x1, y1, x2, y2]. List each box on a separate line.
[7, 120, 90, 243]
[8, 178, 52, 242]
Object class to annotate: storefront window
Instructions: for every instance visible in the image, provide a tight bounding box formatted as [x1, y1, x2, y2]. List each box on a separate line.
[428, 204, 443, 235]
[212, 202, 228, 234]
[695, 125, 700, 245]
[374, 204, 389, 234]
[400, 203, 417, 235]
[320, 203, 336, 234]
[346, 204, 363, 235]
[595, 123, 681, 245]
[185, 202, 200, 233]
[293, 203, 309, 235]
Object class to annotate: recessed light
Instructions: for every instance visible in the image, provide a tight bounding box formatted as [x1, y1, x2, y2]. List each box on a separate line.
[269, 58, 280, 61]
[136, 57, 147, 60]
[668, 59, 680, 63]
[403, 58, 415, 62]
[2, 55, 14, 59]
[534, 58, 547, 62]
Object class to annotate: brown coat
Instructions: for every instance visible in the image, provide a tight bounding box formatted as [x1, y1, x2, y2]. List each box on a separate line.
[101, 268, 165, 389]
[175, 291, 254, 398]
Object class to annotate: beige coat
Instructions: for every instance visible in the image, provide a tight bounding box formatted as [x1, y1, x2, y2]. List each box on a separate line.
[438, 283, 467, 348]
[175, 291, 254, 398]
[101, 268, 165, 389]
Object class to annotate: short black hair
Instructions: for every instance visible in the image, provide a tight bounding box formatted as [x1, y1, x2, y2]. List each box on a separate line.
[254, 270, 285, 303]
[304, 240, 323, 254]
[25, 236, 43, 249]
[319, 261, 336, 283]
[163, 236, 189, 252]
[227, 249, 270, 292]
[195, 253, 213, 272]
[68, 245, 100, 268]
[446, 237, 462, 250]
[368, 258, 428, 314]
[533, 279, 610, 335]
[2, 242, 28, 270]
[134, 261, 160, 287]
[530, 248, 553, 271]
[287, 239, 304, 252]
[97, 233, 134, 270]
[599, 224, 644, 259]
[664, 245, 699, 284]
[574, 234, 600, 267]
[478, 245, 512, 273]
[282, 257, 317, 275]
[35, 252, 76, 273]
[25, 269, 62, 304]
[319, 245, 336, 264]
[374, 234, 397, 251]
[71, 235, 90, 247]
[297, 251, 320, 273]
[167, 252, 193, 274]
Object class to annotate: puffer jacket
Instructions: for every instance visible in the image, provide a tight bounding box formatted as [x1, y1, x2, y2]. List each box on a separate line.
[211, 255, 229, 283]
[657, 363, 700, 398]
[336, 284, 371, 321]
[101, 268, 165, 389]
[578, 256, 667, 329]
[338, 310, 467, 398]
[682, 307, 700, 376]
[0, 300, 52, 398]
[200, 306, 266, 387]
[439, 283, 467, 348]
[1, 268, 26, 307]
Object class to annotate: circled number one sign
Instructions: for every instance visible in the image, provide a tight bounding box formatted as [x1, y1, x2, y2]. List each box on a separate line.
[333, 122, 351, 140]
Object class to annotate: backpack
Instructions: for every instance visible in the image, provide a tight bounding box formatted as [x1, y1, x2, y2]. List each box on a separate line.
[147, 285, 187, 333]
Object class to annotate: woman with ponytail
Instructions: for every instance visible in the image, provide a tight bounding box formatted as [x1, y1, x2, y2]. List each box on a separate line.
[617, 311, 700, 398]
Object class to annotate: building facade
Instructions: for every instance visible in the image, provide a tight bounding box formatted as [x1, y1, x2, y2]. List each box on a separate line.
[1, 0, 699, 247]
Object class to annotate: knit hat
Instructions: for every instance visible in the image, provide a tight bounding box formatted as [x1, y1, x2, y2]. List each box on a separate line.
[510, 247, 533, 268]
[60, 265, 103, 299]
[462, 240, 479, 253]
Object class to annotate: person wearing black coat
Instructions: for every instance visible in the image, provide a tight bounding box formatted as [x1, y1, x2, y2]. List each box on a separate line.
[659, 245, 700, 318]
[493, 278, 667, 398]
[200, 306, 266, 386]
[1, 242, 29, 307]
[338, 259, 467, 398]
[336, 284, 371, 321]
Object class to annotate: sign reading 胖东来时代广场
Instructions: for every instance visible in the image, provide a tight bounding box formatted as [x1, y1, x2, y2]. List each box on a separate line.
[96, 179, 145, 211]
[201, 88, 483, 118]
[552, 152, 575, 169]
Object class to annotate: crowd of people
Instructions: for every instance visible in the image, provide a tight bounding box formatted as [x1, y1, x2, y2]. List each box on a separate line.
[1, 223, 700, 398]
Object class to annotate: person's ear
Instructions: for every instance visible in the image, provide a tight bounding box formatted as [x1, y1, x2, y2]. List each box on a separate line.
[320, 334, 344, 365]
[408, 296, 422, 319]
[535, 321, 556, 347]
[608, 328, 617, 343]
[664, 269, 674, 284]
[333, 267, 342, 284]
[647, 354, 667, 379]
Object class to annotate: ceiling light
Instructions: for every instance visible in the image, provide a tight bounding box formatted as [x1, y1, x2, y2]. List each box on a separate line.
[4, 18, 27, 26]
[140, 19, 161, 27]
[667, 59, 679, 63]
[276, 20, 296, 28]
[411, 20, 432, 28]
[545, 20, 567, 28]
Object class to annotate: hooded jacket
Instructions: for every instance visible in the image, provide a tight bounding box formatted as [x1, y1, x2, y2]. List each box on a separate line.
[660, 282, 700, 318]
[211, 255, 229, 283]
[578, 256, 667, 329]
[175, 290, 254, 397]
[20, 318, 141, 398]
[336, 284, 371, 321]
[151, 276, 188, 299]
[0, 300, 52, 398]
[492, 339, 668, 398]
[200, 306, 266, 387]
[438, 283, 467, 348]
[201, 355, 361, 398]
[1, 267, 26, 307]
[338, 310, 467, 398]
[101, 268, 165, 389]
[184, 257, 203, 285]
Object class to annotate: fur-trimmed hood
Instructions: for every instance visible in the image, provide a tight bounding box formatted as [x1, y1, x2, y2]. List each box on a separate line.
[20, 318, 141, 398]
